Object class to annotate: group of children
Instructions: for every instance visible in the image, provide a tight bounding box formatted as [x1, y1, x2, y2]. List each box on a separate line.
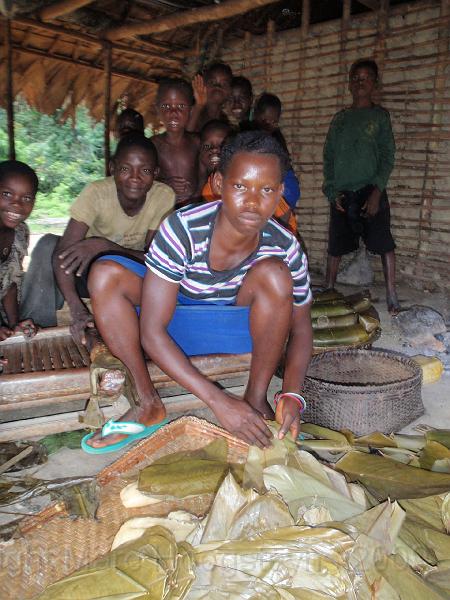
[0, 57, 399, 451]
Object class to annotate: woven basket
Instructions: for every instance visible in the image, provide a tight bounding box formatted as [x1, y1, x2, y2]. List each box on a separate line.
[303, 349, 424, 436]
[0, 417, 248, 600]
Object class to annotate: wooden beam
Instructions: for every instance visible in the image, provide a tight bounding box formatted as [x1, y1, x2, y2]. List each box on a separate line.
[8, 16, 187, 56]
[104, 42, 112, 176]
[358, 0, 380, 9]
[5, 19, 15, 160]
[105, 0, 280, 41]
[40, 0, 97, 22]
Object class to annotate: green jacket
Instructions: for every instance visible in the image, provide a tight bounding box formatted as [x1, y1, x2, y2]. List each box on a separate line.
[322, 105, 395, 202]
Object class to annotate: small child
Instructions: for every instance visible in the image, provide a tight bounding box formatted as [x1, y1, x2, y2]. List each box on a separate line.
[20, 134, 175, 343]
[83, 131, 312, 453]
[187, 62, 232, 132]
[243, 92, 300, 234]
[0, 160, 38, 341]
[226, 75, 253, 128]
[152, 78, 200, 206]
[115, 108, 144, 140]
[322, 59, 399, 313]
[198, 119, 232, 202]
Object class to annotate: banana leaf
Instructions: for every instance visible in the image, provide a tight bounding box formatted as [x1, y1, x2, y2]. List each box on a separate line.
[426, 430, 450, 450]
[194, 525, 357, 597]
[424, 561, 450, 595]
[312, 290, 345, 303]
[313, 324, 370, 347]
[419, 441, 450, 472]
[312, 313, 358, 330]
[120, 481, 164, 508]
[111, 511, 200, 550]
[376, 553, 448, 600]
[442, 493, 450, 533]
[310, 301, 354, 319]
[358, 313, 380, 333]
[263, 463, 366, 521]
[398, 515, 450, 565]
[200, 472, 293, 544]
[37, 526, 195, 599]
[300, 424, 350, 444]
[351, 296, 372, 313]
[399, 494, 448, 532]
[138, 438, 244, 499]
[336, 451, 450, 500]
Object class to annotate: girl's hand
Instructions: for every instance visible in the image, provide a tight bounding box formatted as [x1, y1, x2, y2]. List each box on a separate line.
[275, 396, 302, 441]
[192, 74, 207, 107]
[0, 325, 13, 341]
[14, 319, 38, 339]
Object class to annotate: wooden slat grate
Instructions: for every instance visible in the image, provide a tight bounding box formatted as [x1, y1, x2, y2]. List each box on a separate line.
[0, 333, 90, 375]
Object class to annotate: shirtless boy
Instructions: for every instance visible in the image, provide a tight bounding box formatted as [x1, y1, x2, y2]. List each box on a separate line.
[152, 78, 200, 206]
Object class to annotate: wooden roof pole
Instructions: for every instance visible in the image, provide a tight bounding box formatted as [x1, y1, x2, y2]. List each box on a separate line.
[105, 0, 280, 41]
[5, 19, 15, 160]
[104, 42, 112, 177]
[40, 0, 96, 22]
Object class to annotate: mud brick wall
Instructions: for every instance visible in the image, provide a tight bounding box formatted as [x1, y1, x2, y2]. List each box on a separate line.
[219, 0, 450, 291]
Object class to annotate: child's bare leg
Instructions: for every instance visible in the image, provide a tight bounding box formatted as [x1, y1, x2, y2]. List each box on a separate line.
[381, 250, 400, 314]
[236, 258, 293, 418]
[87, 261, 165, 448]
[325, 254, 341, 289]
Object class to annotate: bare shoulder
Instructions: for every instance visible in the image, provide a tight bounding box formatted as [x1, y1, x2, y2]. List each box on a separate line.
[186, 131, 200, 148]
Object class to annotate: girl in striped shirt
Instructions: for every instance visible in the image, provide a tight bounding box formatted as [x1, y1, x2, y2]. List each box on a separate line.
[85, 132, 312, 453]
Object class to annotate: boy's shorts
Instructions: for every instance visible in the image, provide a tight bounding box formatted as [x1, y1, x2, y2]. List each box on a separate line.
[96, 255, 252, 356]
[328, 189, 396, 257]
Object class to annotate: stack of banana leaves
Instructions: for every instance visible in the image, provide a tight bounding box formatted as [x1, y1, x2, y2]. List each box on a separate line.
[312, 289, 380, 348]
[37, 425, 450, 599]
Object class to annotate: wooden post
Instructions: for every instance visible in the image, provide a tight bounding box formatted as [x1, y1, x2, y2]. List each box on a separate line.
[301, 0, 310, 39]
[5, 19, 15, 160]
[103, 41, 112, 177]
[338, 0, 351, 108]
[265, 19, 275, 88]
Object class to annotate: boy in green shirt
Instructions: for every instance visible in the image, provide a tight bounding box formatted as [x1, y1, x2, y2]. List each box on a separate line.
[322, 59, 399, 314]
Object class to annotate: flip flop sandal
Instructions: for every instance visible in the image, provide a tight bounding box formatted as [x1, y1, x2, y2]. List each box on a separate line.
[81, 418, 169, 455]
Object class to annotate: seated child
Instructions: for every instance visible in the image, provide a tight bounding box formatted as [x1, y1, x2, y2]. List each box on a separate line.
[226, 75, 253, 128]
[152, 78, 200, 206]
[20, 134, 174, 343]
[83, 131, 312, 453]
[187, 62, 232, 133]
[0, 160, 38, 341]
[198, 119, 232, 201]
[115, 108, 144, 140]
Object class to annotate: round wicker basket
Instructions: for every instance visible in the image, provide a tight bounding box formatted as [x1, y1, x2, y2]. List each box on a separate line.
[303, 349, 424, 436]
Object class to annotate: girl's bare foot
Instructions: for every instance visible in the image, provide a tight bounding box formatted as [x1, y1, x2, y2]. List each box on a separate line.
[86, 396, 166, 449]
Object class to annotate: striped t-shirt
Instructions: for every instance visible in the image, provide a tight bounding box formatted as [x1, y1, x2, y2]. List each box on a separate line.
[145, 201, 311, 306]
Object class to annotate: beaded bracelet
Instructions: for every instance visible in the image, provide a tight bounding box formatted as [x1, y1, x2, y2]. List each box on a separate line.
[274, 391, 306, 413]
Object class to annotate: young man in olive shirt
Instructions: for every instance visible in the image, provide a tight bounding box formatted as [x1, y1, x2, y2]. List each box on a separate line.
[322, 59, 399, 314]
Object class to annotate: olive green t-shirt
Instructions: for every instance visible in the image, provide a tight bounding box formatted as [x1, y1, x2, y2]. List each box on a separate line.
[322, 105, 395, 202]
[70, 177, 175, 250]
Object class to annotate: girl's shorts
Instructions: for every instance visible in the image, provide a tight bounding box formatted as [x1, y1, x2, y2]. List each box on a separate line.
[96, 254, 252, 356]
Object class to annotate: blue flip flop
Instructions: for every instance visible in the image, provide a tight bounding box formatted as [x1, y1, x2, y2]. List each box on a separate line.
[81, 418, 169, 454]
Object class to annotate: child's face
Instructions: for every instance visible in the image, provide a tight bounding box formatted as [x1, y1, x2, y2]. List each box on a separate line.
[227, 85, 252, 121]
[349, 67, 377, 102]
[111, 146, 157, 203]
[214, 152, 283, 235]
[157, 88, 191, 132]
[0, 174, 35, 229]
[254, 106, 280, 133]
[205, 68, 232, 106]
[116, 115, 143, 139]
[200, 127, 228, 172]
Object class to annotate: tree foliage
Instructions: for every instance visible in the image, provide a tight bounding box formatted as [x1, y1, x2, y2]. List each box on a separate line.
[0, 99, 104, 231]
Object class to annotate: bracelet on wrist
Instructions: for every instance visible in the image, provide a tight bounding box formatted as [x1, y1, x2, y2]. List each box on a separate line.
[274, 391, 306, 413]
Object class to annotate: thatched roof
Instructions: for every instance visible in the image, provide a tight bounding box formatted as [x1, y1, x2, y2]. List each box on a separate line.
[0, 0, 414, 125]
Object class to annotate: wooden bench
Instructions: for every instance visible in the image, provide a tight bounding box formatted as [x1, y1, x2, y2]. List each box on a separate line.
[0, 326, 251, 441]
